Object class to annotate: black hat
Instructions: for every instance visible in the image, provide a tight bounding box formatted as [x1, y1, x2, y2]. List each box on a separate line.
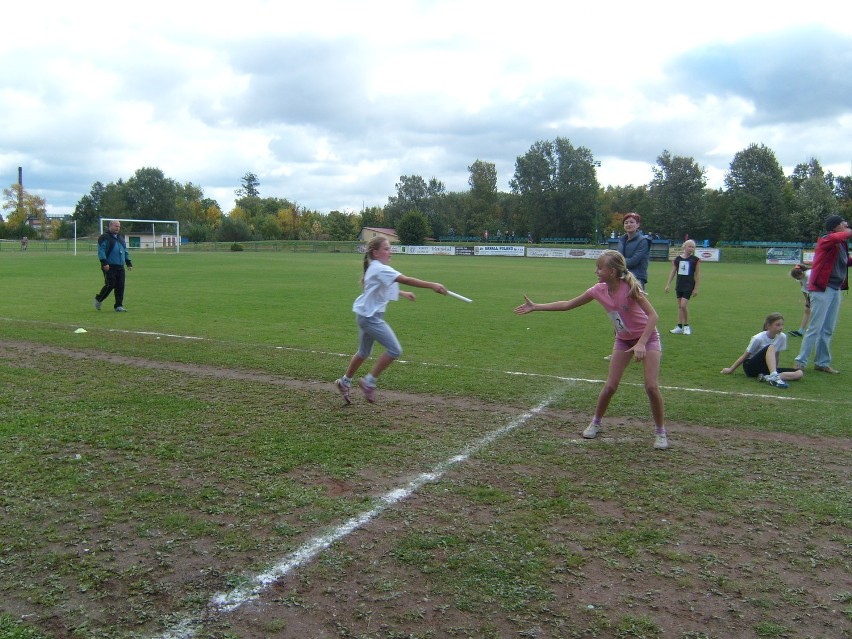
[825, 214, 844, 232]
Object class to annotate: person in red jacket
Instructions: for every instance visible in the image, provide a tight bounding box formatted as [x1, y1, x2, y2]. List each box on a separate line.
[794, 215, 851, 373]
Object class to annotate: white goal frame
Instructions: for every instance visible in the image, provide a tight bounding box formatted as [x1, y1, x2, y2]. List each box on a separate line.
[99, 218, 181, 253]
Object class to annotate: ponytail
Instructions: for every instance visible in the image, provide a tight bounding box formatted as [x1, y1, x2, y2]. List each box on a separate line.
[361, 237, 387, 286]
[599, 250, 645, 300]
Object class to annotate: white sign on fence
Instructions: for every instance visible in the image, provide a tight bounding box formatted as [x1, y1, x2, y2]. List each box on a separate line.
[474, 245, 526, 256]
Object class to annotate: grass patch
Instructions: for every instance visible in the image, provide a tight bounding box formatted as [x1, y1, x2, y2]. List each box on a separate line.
[0, 249, 849, 637]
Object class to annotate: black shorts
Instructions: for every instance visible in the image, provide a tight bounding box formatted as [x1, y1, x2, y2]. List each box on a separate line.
[676, 287, 694, 300]
[743, 346, 771, 378]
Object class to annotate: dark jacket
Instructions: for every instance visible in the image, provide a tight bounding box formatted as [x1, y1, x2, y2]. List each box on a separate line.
[618, 232, 651, 283]
[98, 232, 133, 268]
[808, 229, 851, 292]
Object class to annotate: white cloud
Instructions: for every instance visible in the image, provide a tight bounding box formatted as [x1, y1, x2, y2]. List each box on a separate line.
[2, 0, 851, 217]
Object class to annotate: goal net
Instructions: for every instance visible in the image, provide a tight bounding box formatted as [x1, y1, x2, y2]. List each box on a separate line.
[99, 218, 181, 253]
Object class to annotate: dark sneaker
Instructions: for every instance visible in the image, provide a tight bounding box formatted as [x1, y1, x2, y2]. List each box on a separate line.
[94, 298, 101, 310]
[335, 378, 352, 404]
[788, 330, 803, 337]
[359, 379, 377, 403]
[115, 306, 128, 312]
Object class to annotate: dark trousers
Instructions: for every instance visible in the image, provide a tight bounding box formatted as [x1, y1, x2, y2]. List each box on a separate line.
[96, 267, 126, 308]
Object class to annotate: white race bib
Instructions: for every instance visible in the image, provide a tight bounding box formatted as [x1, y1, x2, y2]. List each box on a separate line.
[607, 310, 628, 334]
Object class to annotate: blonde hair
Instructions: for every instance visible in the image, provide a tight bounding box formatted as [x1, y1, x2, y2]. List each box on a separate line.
[597, 250, 644, 300]
[682, 239, 696, 250]
[763, 312, 784, 330]
[361, 237, 388, 285]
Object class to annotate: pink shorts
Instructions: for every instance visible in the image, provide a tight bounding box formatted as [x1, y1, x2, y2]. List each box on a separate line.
[614, 331, 662, 352]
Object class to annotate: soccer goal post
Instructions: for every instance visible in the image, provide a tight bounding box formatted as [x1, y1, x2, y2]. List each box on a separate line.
[98, 218, 181, 253]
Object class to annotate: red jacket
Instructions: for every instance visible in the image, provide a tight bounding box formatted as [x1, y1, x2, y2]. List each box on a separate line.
[808, 229, 852, 292]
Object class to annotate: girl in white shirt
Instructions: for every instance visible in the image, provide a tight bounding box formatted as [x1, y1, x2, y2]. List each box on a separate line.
[720, 312, 804, 388]
[335, 237, 447, 404]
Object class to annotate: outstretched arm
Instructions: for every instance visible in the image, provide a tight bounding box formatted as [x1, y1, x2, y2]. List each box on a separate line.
[513, 291, 594, 315]
[396, 274, 447, 295]
[721, 351, 750, 374]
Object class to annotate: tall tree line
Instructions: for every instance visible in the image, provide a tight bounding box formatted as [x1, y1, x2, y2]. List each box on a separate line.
[5, 141, 849, 244]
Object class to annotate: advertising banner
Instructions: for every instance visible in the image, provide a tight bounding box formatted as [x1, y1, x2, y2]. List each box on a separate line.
[766, 248, 802, 265]
[526, 247, 607, 259]
[695, 248, 720, 262]
[402, 245, 456, 255]
[474, 245, 526, 256]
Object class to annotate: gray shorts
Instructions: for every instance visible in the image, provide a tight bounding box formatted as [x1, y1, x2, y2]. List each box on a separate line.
[356, 312, 402, 359]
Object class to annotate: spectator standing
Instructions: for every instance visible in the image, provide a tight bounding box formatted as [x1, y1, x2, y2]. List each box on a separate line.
[94, 220, 133, 312]
[618, 212, 651, 289]
[794, 215, 851, 373]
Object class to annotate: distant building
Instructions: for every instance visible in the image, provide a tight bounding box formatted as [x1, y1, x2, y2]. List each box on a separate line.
[358, 227, 398, 244]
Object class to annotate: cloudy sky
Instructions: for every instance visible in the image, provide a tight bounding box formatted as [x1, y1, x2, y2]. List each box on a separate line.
[3, 0, 852, 218]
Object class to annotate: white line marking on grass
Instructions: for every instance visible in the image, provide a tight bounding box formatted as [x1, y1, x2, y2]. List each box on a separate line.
[0, 317, 831, 404]
[153, 396, 556, 639]
[504, 371, 823, 403]
[103, 328, 826, 404]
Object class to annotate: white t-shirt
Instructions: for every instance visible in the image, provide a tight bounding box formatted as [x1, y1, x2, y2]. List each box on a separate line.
[352, 260, 400, 317]
[800, 269, 812, 294]
[746, 330, 787, 355]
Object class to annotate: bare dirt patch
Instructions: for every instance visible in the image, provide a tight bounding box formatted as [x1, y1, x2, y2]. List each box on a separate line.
[1, 340, 849, 639]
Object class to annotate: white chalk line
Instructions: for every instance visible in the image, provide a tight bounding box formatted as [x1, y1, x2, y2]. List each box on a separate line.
[0, 317, 830, 404]
[153, 396, 556, 639]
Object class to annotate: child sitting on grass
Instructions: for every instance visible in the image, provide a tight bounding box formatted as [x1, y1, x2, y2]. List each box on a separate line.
[720, 312, 804, 388]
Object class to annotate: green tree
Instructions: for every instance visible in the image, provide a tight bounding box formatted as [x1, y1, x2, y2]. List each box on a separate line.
[648, 150, 707, 240]
[216, 216, 253, 242]
[325, 210, 357, 241]
[72, 182, 106, 235]
[183, 222, 214, 243]
[597, 185, 652, 239]
[702, 188, 730, 246]
[256, 213, 284, 240]
[2, 184, 48, 238]
[125, 167, 179, 219]
[789, 159, 838, 241]
[468, 160, 499, 234]
[723, 143, 788, 241]
[835, 175, 852, 220]
[385, 175, 446, 233]
[396, 211, 431, 245]
[236, 172, 260, 198]
[360, 206, 384, 229]
[510, 137, 599, 241]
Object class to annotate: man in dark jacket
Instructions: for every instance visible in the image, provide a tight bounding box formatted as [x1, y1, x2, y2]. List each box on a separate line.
[618, 212, 651, 289]
[794, 214, 850, 373]
[94, 220, 133, 312]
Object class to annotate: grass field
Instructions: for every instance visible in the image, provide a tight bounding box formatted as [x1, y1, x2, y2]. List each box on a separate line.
[1, 249, 850, 639]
